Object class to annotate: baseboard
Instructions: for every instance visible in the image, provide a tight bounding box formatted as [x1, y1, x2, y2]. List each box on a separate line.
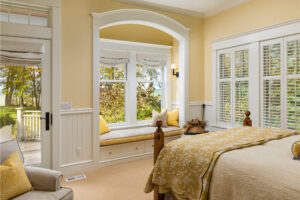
[99, 152, 152, 167]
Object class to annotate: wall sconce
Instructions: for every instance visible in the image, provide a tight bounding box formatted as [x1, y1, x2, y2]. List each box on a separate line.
[171, 64, 179, 78]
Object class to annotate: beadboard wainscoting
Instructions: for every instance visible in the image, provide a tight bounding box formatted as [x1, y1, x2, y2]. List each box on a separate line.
[59, 102, 214, 174]
[60, 108, 96, 175]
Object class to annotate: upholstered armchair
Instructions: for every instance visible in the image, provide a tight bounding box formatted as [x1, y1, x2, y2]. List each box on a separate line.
[0, 140, 73, 200]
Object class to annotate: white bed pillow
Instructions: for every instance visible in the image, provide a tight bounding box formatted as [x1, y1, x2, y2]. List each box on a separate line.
[151, 109, 168, 127]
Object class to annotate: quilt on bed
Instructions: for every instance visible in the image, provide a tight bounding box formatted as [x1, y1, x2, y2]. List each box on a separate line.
[144, 126, 299, 200]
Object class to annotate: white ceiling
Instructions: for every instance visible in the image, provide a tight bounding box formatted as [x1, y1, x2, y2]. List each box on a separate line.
[114, 0, 249, 17]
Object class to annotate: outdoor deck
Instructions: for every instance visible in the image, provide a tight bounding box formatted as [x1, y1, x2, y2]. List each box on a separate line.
[19, 140, 41, 166]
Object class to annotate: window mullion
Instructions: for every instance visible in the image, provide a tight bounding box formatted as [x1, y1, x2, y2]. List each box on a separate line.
[126, 51, 137, 125]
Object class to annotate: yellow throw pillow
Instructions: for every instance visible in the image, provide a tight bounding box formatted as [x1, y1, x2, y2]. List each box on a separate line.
[0, 151, 33, 200]
[167, 109, 179, 127]
[99, 116, 110, 135]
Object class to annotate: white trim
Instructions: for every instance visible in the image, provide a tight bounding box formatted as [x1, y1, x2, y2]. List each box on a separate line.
[100, 38, 172, 49]
[60, 160, 93, 168]
[212, 19, 300, 50]
[60, 108, 93, 115]
[51, 6, 61, 171]
[189, 101, 204, 106]
[0, 22, 51, 39]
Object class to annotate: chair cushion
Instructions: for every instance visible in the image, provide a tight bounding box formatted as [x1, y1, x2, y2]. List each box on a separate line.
[1, 152, 32, 200]
[11, 187, 73, 200]
[100, 126, 183, 146]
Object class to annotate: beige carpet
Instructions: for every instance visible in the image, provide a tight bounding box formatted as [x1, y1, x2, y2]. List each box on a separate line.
[62, 158, 153, 200]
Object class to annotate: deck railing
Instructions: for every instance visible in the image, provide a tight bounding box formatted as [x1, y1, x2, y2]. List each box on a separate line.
[17, 108, 41, 140]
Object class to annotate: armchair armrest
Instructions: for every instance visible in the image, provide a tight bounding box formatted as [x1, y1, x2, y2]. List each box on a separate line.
[24, 166, 63, 191]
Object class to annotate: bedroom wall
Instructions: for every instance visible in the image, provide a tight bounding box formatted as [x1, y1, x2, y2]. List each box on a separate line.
[100, 24, 173, 46]
[203, 0, 300, 102]
[61, 0, 204, 109]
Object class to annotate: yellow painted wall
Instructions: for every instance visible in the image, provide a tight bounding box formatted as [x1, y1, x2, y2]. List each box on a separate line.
[61, 0, 204, 108]
[100, 24, 174, 46]
[203, 0, 300, 101]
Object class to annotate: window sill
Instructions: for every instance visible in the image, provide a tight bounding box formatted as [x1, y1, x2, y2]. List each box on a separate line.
[109, 122, 152, 131]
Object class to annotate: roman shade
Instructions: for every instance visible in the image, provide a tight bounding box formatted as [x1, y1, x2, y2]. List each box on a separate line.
[100, 49, 130, 65]
[136, 53, 167, 67]
[0, 40, 45, 66]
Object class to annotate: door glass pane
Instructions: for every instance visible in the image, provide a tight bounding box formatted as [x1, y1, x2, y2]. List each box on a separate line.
[99, 82, 125, 123]
[0, 65, 41, 165]
[137, 82, 162, 121]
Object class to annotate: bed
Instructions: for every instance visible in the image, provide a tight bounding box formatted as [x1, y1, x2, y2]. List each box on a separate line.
[145, 111, 300, 200]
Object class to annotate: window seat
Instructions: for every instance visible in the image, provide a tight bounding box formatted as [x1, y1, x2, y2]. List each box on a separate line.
[100, 126, 183, 146]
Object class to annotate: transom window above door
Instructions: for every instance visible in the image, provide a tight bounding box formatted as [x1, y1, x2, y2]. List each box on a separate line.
[99, 46, 170, 127]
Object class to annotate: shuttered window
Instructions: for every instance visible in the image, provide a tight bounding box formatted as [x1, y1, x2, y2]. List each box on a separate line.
[286, 38, 300, 131]
[217, 48, 249, 126]
[217, 52, 231, 124]
[261, 41, 282, 128]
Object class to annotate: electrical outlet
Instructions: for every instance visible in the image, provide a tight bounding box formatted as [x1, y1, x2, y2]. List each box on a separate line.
[61, 102, 72, 110]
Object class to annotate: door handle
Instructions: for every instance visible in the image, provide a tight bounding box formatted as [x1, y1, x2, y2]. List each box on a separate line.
[40, 112, 50, 131]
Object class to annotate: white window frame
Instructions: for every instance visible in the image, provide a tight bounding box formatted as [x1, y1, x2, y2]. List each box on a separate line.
[212, 19, 300, 129]
[216, 45, 250, 128]
[99, 39, 171, 129]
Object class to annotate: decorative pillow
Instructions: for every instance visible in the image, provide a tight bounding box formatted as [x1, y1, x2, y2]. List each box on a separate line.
[99, 116, 110, 135]
[152, 110, 168, 127]
[0, 151, 33, 200]
[167, 109, 179, 127]
[292, 141, 300, 160]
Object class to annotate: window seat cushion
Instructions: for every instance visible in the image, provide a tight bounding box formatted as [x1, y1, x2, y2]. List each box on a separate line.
[100, 126, 183, 146]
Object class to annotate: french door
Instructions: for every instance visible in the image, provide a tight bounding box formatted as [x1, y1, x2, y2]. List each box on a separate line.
[0, 36, 51, 168]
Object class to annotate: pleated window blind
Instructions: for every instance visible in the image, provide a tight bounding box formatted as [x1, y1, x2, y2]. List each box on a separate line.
[286, 39, 300, 131]
[261, 42, 282, 128]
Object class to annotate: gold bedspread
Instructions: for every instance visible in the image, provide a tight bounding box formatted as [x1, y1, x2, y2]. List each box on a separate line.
[144, 127, 299, 200]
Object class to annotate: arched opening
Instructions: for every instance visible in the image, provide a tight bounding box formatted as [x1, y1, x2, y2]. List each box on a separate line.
[92, 9, 189, 145]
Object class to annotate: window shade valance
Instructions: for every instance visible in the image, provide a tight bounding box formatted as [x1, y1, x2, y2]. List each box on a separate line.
[100, 49, 130, 65]
[0, 40, 44, 66]
[136, 53, 167, 67]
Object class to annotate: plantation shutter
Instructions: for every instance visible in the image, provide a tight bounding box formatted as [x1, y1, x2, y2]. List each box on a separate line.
[0, 40, 44, 66]
[218, 52, 231, 124]
[100, 49, 130, 65]
[286, 38, 300, 131]
[234, 49, 249, 125]
[136, 53, 167, 67]
[262, 41, 282, 128]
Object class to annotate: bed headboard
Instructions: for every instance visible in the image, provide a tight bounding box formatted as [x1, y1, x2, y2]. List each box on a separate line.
[153, 111, 252, 200]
